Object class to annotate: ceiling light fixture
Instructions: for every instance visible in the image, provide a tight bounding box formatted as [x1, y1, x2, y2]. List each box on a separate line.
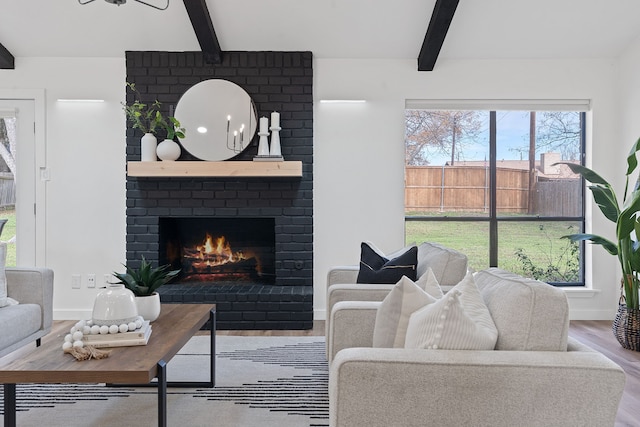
[319, 100, 367, 104]
[78, 0, 169, 11]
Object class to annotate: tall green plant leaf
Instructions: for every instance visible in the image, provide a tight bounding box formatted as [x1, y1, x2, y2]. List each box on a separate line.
[563, 233, 618, 256]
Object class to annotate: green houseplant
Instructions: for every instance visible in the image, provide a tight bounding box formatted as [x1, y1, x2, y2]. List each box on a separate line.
[112, 257, 180, 321]
[556, 138, 640, 350]
[123, 82, 164, 135]
[112, 256, 180, 297]
[123, 82, 166, 161]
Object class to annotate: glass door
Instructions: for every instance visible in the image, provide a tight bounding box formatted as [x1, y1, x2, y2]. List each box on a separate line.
[0, 100, 36, 266]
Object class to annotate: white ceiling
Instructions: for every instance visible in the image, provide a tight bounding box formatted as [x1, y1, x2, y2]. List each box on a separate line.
[2, 0, 640, 62]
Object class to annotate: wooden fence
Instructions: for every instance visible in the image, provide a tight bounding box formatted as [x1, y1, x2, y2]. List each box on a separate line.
[0, 173, 15, 208]
[405, 166, 580, 216]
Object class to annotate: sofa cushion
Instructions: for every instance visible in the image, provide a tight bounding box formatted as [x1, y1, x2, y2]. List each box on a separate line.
[405, 272, 498, 350]
[373, 276, 436, 348]
[357, 242, 418, 283]
[416, 242, 468, 286]
[0, 303, 41, 350]
[474, 268, 569, 351]
[0, 242, 7, 307]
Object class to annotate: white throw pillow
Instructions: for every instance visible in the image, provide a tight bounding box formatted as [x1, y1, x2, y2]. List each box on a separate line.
[416, 267, 444, 299]
[0, 242, 8, 307]
[373, 276, 437, 348]
[405, 272, 498, 350]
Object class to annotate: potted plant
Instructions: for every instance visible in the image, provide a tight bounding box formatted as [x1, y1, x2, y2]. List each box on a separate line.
[555, 138, 640, 351]
[123, 82, 165, 162]
[156, 116, 186, 161]
[112, 257, 180, 322]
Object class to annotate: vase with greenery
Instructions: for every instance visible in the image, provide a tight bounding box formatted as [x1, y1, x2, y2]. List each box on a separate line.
[556, 138, 640, 350]
[123, 82, 166, 161]
[112, 257, 180, 321]
[156, 116, 186, 161]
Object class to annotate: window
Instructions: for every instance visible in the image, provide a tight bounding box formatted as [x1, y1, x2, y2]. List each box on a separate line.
[404, 101, 587, 285]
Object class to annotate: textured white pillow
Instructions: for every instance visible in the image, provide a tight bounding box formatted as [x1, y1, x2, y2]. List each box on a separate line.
[416, 267, 444, 299]
[405, 272, 498, 350]
[373, 276, 437, 348]
[0, 242, 8, 307]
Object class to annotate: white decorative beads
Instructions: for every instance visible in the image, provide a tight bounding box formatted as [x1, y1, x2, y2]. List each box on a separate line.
[62, 316, 147, 353]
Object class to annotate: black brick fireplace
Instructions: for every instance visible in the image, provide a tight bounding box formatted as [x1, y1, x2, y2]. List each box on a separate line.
[125, 51, 313, 329]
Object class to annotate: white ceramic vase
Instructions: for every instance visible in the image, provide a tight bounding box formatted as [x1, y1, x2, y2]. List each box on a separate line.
[156, 138, 181, 161]
[136, 293, 161, 322]
[141, 133, 158, 161]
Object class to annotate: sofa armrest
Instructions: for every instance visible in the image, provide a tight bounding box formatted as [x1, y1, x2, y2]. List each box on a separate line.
[330, 347, 626, 427]
[325, 284, 393, 354]
[327, 266, 359, 288]
[6, 267, 54, 332]
[328, 301, 379, 362]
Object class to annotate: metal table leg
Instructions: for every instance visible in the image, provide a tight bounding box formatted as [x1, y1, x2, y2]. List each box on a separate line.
[157, 360, 167, 427]
[4, 383, 16, 427]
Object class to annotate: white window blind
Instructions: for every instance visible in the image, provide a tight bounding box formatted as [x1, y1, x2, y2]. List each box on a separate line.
[405, 99, 591, 112]
[0, 108, 17, 119]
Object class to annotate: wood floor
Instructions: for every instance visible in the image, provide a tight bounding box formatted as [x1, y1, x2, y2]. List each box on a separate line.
[4, 320, 638, 425]
[568, 320, 640, 427]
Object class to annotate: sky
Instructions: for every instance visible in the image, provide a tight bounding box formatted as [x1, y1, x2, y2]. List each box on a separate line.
[420, 111, 572, 166]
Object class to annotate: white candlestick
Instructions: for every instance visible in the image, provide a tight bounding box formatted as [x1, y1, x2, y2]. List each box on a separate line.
[260, 117, 268, 133]
[271, 111, 280, 128]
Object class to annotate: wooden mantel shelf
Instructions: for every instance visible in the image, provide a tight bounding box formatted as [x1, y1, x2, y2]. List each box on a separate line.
[127, 161, 303, 178]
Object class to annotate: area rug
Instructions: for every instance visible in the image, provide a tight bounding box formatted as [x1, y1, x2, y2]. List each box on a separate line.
[0, 336, 329, 427]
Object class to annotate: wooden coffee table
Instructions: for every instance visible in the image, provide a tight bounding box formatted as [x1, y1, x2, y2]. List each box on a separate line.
[0, 303, 215, 427]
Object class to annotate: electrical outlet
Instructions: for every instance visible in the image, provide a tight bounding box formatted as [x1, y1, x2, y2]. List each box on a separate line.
[103, 274, 111, 287]
[71, 274, 81, 289]
[87, 274, 96, 288]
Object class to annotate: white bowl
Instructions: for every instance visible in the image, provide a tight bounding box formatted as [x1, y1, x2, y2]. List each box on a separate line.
[92, 284, 139, 326]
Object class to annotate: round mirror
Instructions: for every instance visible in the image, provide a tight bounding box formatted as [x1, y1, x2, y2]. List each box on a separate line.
[174, 79, 258, 161]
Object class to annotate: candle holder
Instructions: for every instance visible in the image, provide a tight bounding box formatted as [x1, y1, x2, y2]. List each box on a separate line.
[257, 130, 270, 156]
[269, 126, 283, 159]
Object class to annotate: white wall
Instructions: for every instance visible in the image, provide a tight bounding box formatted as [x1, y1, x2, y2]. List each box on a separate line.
[0, 54, 627, 321]
[314, 57, 622, 320]
[0, 57, 126, 319]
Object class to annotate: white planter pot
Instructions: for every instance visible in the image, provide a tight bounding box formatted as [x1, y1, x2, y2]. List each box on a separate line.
[135, 293, 161, 322]
[156, 138, 181, 161]
[141, 133, 158, 162]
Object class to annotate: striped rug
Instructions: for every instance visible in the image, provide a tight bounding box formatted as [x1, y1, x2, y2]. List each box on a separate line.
[0, 336, 329, 427]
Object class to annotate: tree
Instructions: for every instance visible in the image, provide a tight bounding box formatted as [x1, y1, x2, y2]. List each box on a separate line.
[534, 111, 581, 161]
[405, 110, 483, 166]
[0, 118, 16, 178]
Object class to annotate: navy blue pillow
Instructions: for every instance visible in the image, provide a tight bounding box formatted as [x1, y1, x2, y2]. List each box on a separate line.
[356, 243, 418, 283]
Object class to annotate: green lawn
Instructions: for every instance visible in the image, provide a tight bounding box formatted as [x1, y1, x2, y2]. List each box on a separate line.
[0, 208, 16, 266]
[405, 217, 581, 283]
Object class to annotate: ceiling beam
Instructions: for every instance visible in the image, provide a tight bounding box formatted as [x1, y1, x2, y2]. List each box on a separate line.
[0, 42, 15, 69]
[183, 0, 222, 64]
[417, 0, 459, 71]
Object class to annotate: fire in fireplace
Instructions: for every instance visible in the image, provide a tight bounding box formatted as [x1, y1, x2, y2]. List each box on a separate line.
[159, 217, 276, 285]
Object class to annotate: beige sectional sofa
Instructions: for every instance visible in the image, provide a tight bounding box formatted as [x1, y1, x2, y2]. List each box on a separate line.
[328, 268, 626, 427]
[0, 268, 54, 358]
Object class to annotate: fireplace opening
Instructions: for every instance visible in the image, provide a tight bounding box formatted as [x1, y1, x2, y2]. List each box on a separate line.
[159, 217, 276, 285]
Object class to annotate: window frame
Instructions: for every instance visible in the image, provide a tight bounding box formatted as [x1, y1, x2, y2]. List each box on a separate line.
[404, 104, 587, 286]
